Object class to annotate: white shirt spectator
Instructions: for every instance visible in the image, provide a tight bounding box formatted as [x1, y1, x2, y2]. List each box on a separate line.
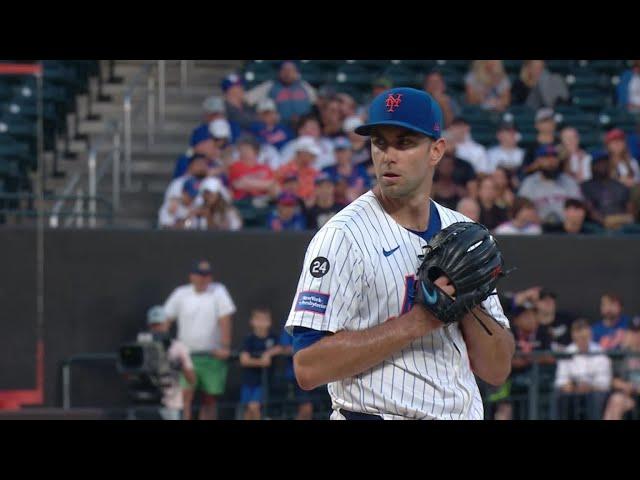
[164, 176, 187, 203]
[568, 152, 593, 182]
[630, 74, 640, 109]
[616, 157, 640, 183]
[158, 201, 191, 228]
[554, 342, 612, 392]
[494, 221, 542, 235]
[279, 136, 335, 171]
[455, 135, 490, 174]
[163, 283, 236, 352]
[486, 145, 525, 172]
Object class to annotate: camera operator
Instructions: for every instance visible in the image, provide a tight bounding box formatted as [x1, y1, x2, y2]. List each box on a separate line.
[144, 305, 196, 420]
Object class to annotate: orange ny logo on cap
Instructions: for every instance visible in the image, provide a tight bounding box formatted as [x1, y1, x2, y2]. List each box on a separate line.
[385, 93, 403, 112]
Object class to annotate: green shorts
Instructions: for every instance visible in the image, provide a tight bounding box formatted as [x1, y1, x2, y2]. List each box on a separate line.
[180, 355, 228, 396]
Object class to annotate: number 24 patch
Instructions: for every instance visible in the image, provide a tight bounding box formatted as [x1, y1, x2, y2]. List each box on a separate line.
[309, 257, 330, 278]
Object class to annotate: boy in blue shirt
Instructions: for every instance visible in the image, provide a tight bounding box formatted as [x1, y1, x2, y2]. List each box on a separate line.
[239, 307, 281, 420]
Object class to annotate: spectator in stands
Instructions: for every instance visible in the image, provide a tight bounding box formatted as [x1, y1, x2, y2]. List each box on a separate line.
[280, 114, 335, 171]
[542, 198, 604, 234]
[245, 60, 317, 128]
[322, 137, 370, 205]
[319, 96, 345, 138]
[495, 197, 542, 235]
[336, 92, 358, 120]
[521, 108, 558, 176]
[477, 176, 508, 230]
[250, 98, 294, 151]
[423, 69, 461, 128]
[344, 115, 372, 167]
[603, 315, 640, 420]
[486, 120, 525, 175]
[518, 144, 582, 226]
[279, 328, 315, 419]
[553, 319, 612, 420]
[511, 60, 569, 110]
[192, 96, 241, 145]
[174, 122, 227, 179]
[505, 306, 554, 419]
[143, 306, 196, 420]
[163, 260, 236, 420]
[616, 60, 640, 113]
[446, 117, 490, 175]
[162, 154, 209, 223]
[305, 173, 343, 230]
[534, 289, 575, 352]
[580, 153, 632, 230]
[239, 307, 280, 420]
[492, 167, 516, 208]
[456, 197, 481, 222]
[276, 136, 321, 205]
[464, 60, 511, 112]
[561, 126, 593, 183]
[267, 192, 307, 231]
[158, 177, 200, 230]
[222, 73, 258, 131]
[432, 153, 469, 210]
[604, 128, 640, 188]
[592, 293, 631, 351]
[193, 177, 242, 231]
[228, 135, 279, 203]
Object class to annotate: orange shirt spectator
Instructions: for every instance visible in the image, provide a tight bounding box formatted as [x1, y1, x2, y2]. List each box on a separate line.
[276, 136, 320, 202]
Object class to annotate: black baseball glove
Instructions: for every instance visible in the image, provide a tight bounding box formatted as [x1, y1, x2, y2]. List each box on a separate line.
[413, 222, 508, 329]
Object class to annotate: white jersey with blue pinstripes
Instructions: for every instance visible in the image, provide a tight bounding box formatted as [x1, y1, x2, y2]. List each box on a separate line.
[285, 190, 510, 420]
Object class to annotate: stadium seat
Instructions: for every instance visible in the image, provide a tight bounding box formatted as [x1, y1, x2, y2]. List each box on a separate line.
[345, 60, 389, 73]
[571, 89, 609, 111]
[545, 60, 576, 75]
[503, 60, 522, 75]
[393, 60, 437, 74]
[382, 65, 420, 88]
[243, 62, 276, 84]
[335, 64, 372, 88]
[599, 107, 639, 131]
[298, 63, 331, 86]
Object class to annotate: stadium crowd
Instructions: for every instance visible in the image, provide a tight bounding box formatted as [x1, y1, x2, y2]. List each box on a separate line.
[157, 60, 640, 235]
[148, 258, 640, 421]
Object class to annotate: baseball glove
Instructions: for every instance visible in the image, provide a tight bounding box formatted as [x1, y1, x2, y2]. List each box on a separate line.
[413, 222, 508, 330]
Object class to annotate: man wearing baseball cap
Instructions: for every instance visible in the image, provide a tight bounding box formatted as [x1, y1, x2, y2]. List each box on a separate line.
[285, 86, 514, 421]
[267, 192, 307, 231]
[222, 73, 258, 130]
[518, 143, 582, 226]
[249, 98, 294, 151]
[163, 260, 237, 420]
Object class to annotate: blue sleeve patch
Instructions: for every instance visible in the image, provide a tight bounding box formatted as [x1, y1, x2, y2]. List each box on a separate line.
[292, 326, 330, 354]
[295, 291, 330, 315]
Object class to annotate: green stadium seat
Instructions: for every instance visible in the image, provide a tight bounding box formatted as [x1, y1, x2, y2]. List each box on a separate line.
[545, 60, 575, 75]
[243, 62, 276, 84]
[345, 60, 389, 73]
[382, 65, 420, 88]
[298, 63, 331, 86]
[582, 60, 625, 76]
[503, 60, 523, 74]
[572, 89, 610, 111]
[393, 60, 437, 74]
[335, 64, 372, 88]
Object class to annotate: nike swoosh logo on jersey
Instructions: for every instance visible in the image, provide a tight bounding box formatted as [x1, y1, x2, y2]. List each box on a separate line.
[382, 246, 400, 257]
[421, 282, 438, 304]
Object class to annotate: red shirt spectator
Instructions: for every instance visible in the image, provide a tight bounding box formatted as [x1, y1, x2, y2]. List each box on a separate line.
[228, 136, 278, 201]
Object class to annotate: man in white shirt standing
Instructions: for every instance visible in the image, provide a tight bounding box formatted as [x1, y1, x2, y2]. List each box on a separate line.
[163, 260, 237, 420]
[553, 319, 612, 419]
[486, 120, 525, 174]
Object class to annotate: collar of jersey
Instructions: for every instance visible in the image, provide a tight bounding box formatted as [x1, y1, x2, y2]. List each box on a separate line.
[406, 200, 442, 242]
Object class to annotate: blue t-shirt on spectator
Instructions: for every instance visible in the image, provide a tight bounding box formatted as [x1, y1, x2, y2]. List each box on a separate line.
[241, 332, 279, 387]
[322, 164, 371, 190]
[591, 315, 630, 351]
[250, 122, 294, 150]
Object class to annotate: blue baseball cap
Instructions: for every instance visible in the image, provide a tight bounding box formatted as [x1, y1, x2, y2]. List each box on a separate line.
[355, 87, 443, 140]
[191, 259, 213, 276]
[333, 136, 352, 150]
[182, 177, 200, 198]
[221, 73, 244, 92]
[190, 124, 214, 147]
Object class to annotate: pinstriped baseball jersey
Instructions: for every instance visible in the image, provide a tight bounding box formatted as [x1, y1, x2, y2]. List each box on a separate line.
[285, 190, 510, 420]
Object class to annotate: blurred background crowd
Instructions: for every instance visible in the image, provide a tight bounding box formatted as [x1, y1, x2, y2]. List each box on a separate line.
[158, 59, 640, 235]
